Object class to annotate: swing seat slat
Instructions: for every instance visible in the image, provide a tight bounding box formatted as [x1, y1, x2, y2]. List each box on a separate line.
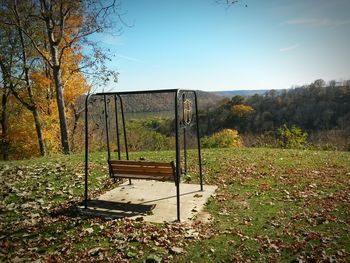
[108, 160, 176, 182]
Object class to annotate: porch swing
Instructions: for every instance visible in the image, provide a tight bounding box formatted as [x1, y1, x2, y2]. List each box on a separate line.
[84, 89, 203, 221]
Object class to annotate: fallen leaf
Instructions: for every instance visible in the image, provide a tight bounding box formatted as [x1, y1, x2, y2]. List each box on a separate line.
[85, 228, 94, 234]
[170, 246, 183, 254]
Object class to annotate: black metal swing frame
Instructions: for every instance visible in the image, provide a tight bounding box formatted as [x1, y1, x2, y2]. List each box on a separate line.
[84, 89, 203, 222]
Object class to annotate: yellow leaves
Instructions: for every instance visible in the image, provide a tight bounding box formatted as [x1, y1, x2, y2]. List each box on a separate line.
[63, 72, 89, 102]
[2, 1, 91, 158]
[30, 72, 52, 91]
[202, 129, 242, 148]
[61, 47, 90, 102]
[212, 129, 242, 148]
[66, 14, 83, 36]
[9, 44, 89, 157]
[7, 104, 39, 159]
[231, 104, 255, 118]
[45, 47, 89, 153]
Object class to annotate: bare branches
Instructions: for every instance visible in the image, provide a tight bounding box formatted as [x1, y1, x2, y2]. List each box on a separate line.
[1, 0, 122, 113]
[12, 0, 52, 67]
[0, 59, 32, 111]
[216, 0, 239, 5]
[215, 0, 248, 8]
[95, 0, 117, 20]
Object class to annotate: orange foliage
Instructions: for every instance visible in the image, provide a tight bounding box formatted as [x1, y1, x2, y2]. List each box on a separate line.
[6, 97, 39, 159]
[30, 72, 52, 91]
[10, 45, 90, 157]
[42, 46, 89, 153]
[2, 2, 90, 158]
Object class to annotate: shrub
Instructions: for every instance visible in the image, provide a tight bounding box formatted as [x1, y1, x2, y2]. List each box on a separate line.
[278, 125, 308, 149]
[202, 129, 241, 148]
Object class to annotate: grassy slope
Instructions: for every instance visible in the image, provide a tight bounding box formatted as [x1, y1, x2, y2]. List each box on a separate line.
[0, 148, 349, 262]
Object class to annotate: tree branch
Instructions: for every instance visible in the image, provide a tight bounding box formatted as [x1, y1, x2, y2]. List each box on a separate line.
[12, 3, 53, 68]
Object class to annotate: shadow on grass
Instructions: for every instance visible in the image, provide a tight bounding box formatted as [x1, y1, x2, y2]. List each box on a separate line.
[51, 200, 156, 220]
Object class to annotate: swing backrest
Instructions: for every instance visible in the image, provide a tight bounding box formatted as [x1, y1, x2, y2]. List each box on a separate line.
[108, 160, 176, 182]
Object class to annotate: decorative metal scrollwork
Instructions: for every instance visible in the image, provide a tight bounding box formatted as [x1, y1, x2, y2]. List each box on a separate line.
[183, 98, 192, 125]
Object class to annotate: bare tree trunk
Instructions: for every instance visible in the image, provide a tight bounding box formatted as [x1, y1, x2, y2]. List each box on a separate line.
[0, 58, 11, 160]
[9, 84, 48, 157]
[14, 11, 47, 157]
[45, 63, 53, 116]
[22, 58, 47, 157]
[52, 63, 70, 154]
[70, 104, 84, 151]
[43, 4, 70, 154]
[1, 92, 9, 160]
[32, 108, 46, 156]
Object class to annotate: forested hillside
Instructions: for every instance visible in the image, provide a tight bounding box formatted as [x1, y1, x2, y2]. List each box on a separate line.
[201, 80, 350, 150]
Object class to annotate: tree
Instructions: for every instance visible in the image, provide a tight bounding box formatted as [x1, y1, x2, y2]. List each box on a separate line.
[278, 125, 308, 149]
[231, 95, 245, 105]
[0, 16, 13, 160]
[0, 1, 47, 157]
[0, 78, 11, 161]
[231, 104, 255, 118]
[9, 0, 119, 154]
[313, 79, 326, 88]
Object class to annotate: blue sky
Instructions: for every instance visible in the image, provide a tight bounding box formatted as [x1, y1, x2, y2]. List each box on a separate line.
[91, 0, 350, 92]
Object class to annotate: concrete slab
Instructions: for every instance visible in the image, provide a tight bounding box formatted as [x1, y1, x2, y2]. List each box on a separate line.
[81, 180, 217, 223]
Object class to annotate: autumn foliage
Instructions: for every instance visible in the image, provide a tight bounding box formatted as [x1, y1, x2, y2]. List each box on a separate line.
[231, 104, 255, 118]
[202, 129, 242, 148]
[1, 47, 89, 159]
[0, 0, 104, 159]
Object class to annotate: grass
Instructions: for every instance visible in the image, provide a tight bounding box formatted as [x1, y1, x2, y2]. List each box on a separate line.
[177, 148, 350, 262]
[0, 147, 349, 262]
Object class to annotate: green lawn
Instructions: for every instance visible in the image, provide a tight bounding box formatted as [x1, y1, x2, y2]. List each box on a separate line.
[1, 148, 349, 262]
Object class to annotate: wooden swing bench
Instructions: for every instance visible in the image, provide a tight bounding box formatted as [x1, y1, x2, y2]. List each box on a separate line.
[108, 160, 177, 182]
